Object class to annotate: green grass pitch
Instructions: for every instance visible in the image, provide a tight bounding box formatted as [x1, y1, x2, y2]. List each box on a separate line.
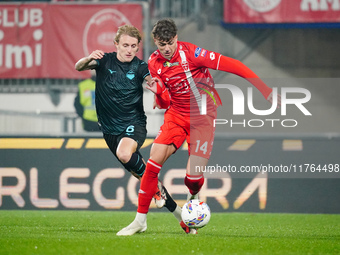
[0, 210, 339, 255]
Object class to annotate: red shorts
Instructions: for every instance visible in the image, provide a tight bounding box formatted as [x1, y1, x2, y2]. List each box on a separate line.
[154, 108, 216, 159]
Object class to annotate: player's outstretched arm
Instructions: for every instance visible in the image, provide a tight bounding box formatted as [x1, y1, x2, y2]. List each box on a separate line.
[216, 55, 273, 99]
[75, 50, 104, 71]
[214, 55, 281, 107]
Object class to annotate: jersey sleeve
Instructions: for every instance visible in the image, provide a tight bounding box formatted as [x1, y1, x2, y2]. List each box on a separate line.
[148, 55, 170, 109]
[147, 54, 158, 78]
[155, 87, 170, 109]
[186, 42, 221, 70]
[138, 60, 150, 79]
[94, 53, 109, 71]
[188, 43, 272, 99]
[215, 55, 272, 99]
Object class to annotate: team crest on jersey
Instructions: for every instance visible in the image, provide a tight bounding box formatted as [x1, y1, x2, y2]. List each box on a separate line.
[163, 61, 180, 67]
[181, 61, 189, 72]
[126, 70, 135, 80]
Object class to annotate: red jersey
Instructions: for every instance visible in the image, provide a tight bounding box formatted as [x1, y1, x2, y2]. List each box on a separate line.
[148, 41, 272, 116]
[148, 41, 220, 116]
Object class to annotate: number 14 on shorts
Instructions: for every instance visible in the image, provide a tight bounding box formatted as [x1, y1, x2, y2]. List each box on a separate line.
[195, 140, 208, 155]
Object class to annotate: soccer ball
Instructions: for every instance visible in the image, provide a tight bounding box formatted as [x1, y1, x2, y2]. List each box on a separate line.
[181, 199, 211, 228]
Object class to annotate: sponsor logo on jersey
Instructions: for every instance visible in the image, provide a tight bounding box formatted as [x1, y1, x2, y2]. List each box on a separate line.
[201, 49, 207, 57]
[209, 52, 215, 61]
[195, 47, 202, 58]
[163, 61, 180, 67]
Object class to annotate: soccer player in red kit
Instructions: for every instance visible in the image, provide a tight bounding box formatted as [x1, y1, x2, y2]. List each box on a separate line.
[117, 19, 278, 236]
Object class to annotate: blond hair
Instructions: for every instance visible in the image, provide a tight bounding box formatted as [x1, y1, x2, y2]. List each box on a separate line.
[114, 25, 142, 44]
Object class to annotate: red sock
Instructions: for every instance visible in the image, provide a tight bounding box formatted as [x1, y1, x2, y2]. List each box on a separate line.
[137, 159, 162, 214]
[184, 174, 204, 195]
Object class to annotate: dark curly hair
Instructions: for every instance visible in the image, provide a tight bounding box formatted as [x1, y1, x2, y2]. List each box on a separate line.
[152, 18, 178, 42]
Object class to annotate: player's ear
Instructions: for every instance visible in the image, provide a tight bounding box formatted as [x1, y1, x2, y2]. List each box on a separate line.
[136, 46, 139, 53]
